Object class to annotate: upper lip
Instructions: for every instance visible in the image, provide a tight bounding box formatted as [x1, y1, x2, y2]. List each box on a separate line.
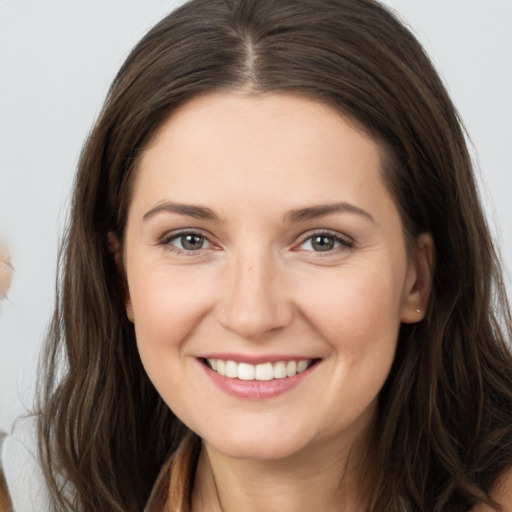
[198, 353, 319, 365]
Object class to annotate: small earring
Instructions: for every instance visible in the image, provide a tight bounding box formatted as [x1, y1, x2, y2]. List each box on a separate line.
[416, 308, 421, 313]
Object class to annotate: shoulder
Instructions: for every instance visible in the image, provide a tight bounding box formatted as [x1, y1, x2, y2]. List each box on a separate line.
[1, 416, 51, 511]
[470, 468, 512, 512]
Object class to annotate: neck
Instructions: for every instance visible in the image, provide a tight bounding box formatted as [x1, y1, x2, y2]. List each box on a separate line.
[191, 426, 373, 512]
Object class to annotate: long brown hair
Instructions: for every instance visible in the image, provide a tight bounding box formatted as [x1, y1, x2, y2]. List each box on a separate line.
[38, 0, 512, 510]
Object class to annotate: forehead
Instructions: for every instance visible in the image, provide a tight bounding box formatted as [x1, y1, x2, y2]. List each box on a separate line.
[144, 91, 378, 155]
[127, 92, 399, 229]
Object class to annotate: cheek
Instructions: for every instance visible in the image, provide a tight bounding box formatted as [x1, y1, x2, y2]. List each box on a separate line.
[127, 263, 210, 341]
[297, 263, 406, 349]
[126, 268, 216, 414]
[295, 266, 404, 435]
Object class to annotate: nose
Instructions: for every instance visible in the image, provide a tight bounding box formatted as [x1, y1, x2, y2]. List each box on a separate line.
[216, 249, 294, 340]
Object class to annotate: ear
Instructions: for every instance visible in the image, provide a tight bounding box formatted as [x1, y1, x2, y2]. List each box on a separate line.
[400, 233, 434, 324]
[107, 232, 134, 323]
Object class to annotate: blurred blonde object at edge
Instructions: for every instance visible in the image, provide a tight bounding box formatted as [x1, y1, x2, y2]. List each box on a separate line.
[0, 242, 12, 300]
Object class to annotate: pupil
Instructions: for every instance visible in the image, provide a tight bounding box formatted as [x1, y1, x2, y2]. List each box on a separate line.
[312, 235, 334, 251]
[182, 234, 203, 250]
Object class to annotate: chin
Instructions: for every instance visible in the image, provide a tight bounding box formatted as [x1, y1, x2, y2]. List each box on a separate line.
[210, 436, 308, 461]
[196, 419, 323, 462]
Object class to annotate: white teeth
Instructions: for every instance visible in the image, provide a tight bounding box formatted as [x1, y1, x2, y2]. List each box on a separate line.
[255, 362, 273, 381]
[286, 360, 297, 377]
[217, 360, 226, 376]
[206, 358, 313, 381]
[238, 362, 255, 381]
[273, 361, 287, 379]
[225, 360, 238, 378]
[297, 360, 309, 373]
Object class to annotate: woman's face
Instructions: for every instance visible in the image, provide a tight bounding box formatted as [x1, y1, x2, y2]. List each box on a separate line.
[122, 92, 430, 461]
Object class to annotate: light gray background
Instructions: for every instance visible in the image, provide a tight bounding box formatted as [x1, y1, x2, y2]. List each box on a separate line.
[1, 0, 511, 431]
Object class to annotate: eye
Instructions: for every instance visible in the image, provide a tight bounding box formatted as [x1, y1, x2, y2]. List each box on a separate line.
[297, 231, 353, 253]
[161, 231, 213, 252]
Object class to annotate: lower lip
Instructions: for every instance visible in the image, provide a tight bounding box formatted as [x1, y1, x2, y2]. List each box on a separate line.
[199, 360, 318, 400]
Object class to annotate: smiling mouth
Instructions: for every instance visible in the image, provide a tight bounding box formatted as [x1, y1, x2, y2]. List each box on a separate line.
[203, 358, 318, 381]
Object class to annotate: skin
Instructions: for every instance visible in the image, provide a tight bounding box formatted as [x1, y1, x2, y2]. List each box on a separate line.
[0, 241, 12, 299]
[473, 472, 512, 512]
[121, 92, 433, 511]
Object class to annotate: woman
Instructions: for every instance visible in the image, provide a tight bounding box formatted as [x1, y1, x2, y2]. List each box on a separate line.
[33, 0, 512, 510]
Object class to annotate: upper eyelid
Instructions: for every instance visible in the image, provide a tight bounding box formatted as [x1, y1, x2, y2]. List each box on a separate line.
[159, 228, 214, 242]
[159, 229, 217, 255]
[157, 227, 354, 249]
[291, 232, 355, 256]
[294, 228, 354, 244]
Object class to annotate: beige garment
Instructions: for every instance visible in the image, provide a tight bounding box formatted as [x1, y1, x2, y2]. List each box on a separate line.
[2, 418, 199, 512]
[145, 433, 201, 512]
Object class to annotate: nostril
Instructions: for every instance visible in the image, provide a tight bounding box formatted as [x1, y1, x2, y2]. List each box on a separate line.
[216, 260, 294, 338]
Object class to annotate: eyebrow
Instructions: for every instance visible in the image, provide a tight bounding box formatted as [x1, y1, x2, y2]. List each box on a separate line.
[142, 200, 376, 224]
[285, 202, 376, 224]
[143, 202, 219, 221]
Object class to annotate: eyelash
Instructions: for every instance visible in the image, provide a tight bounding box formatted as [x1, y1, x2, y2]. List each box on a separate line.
[294, 230, 354, 254]
[159, 229, 214, 255]
[158, 229, 354, 255]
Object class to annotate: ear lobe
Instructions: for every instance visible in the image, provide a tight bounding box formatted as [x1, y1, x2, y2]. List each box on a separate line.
[400, 233, 434, 324]
[125, 301, 135, 323]
[107, 232, 123, 268]
[107, 232, 134, 323]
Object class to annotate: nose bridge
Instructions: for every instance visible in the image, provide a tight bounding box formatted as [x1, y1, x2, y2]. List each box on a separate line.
[217, 244, 292, 338]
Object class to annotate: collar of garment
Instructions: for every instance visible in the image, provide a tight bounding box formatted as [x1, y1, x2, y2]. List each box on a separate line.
[145, 432, 201, 512]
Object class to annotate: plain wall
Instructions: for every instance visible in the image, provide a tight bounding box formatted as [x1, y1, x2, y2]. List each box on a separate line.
[1, 0, 511, 431]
